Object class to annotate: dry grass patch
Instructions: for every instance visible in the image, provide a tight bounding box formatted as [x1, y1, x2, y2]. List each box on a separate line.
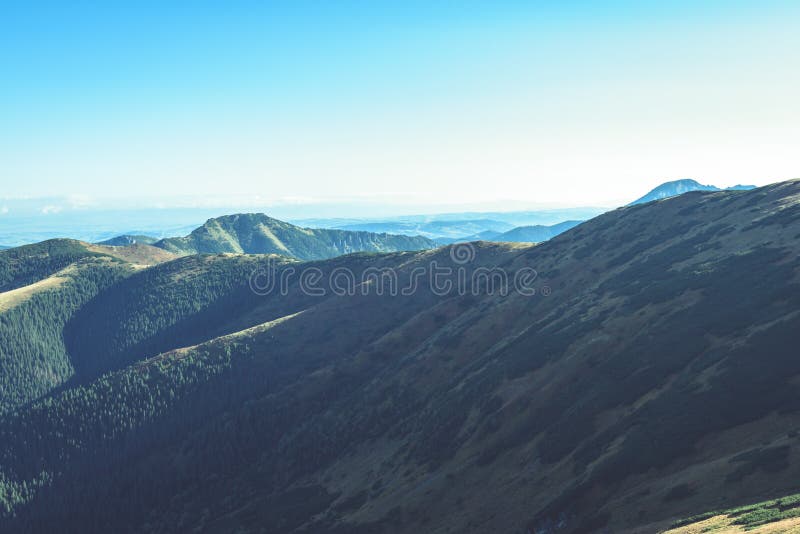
[0, 274, 67, 312]
[85, 243, 177, 265]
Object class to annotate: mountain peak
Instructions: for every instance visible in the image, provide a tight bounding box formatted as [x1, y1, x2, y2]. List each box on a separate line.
[630, 179, 719, 205]
[204, 212, 282, 224]
[630, 179, 756, 205]
[153, 212, 436, 259]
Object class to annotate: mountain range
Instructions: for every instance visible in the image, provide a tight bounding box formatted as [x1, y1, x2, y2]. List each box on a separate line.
[331, 219, 516, 240]
[291, 207, 607, 233]
[0, 204, 609, 249]
[0, 180, 758, 249]
[151, 213, 437, 259]
[484, 220, 584, 243]
[1, 180, 799, 532]
[495, 219, 583, 242]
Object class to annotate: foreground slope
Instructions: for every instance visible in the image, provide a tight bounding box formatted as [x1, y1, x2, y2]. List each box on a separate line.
[2, 182, 800, 532]
[154, 213, 437, 259]
[662, 490, 800, 533]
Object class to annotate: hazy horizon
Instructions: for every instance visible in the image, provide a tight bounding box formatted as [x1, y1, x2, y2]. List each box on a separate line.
[0, 174, 775, 214]
[3, 1, 798, 208]
[0, 176, 786, 247]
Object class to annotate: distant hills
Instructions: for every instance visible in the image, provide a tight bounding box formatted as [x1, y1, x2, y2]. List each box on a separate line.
[3, 181, 764, 249]
[292, 207, 607, 231]
[97, 234, 158, 246]
[1, 180, 765, 252]
[435, 220, 583, 244]
[334, 219, 515, 240]
[0, 205, 610, 248]
[293, 207, 607, 242]
[630, 178, 756, 205]
[294, 180, 759, 245]
[151, 213, 437, 259]
[2, 181, 800, 532]
[74, 180, 766, 257]
[491, 219, 583, 242]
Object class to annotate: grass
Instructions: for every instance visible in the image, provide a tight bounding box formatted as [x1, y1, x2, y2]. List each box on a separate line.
[85, 243, 177, 265]
[0, 274, 67, 312]
[668, 491, 800, 532]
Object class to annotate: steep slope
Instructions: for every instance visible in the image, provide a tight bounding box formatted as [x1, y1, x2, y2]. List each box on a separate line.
[630, 178, 756, 205]
[153, 213, 437, 259]
[0, 239, 176, 413]
[2, 182, 800, 533]
[63, 253, 296, 379]
[0, 243, 136, 413]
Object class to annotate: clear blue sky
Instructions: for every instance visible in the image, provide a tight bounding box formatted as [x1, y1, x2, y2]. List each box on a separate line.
[2, 0, 799, 210]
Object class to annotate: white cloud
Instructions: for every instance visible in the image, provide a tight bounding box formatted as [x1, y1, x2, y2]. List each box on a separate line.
[41, 205, 62, 215]
[0, 206, 8, 215]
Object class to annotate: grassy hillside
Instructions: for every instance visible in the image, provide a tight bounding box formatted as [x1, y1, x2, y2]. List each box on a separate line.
[0, 239, 105, 292]
[154, 213, 437, 259]
[85, 243, 177, 265]
[663, 491, 800, 533]
[0, 239, 172, 292]
[1, 182, 800, 532]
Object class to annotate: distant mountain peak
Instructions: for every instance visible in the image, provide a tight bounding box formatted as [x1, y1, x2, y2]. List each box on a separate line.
[630, 179, 755, 205]
[153, 212, 437, 259]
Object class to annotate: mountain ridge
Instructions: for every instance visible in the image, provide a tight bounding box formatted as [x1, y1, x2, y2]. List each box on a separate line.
[2, 181, 800, 532]
[97, 234, 158, 246]
[152, 212, 437, 259]
[493, 219, 583, 242]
